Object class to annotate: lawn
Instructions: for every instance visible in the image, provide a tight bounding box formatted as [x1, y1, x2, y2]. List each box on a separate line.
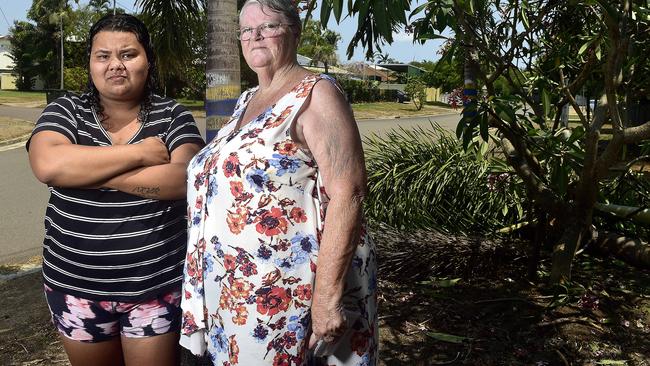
[0, 90, 46, 106]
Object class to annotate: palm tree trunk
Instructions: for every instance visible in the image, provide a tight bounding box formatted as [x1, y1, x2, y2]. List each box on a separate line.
[205, 0, 240, 141]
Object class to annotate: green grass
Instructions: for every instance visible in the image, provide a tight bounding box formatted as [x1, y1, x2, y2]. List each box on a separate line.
[0, 90, 46, 104]
[176, 98, 204, 109]
[352, 101, 454, 119]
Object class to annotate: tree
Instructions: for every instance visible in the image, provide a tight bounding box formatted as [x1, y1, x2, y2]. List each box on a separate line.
[204, 0, 240, 141]
[136, 0, 205, 91]
[8, 21, 40, 90]
[413, 59, 462, 91]
[298, 20, 341, 74]
[313, 0, 650, 283]
[25, 0, 71, 88]
[404, 76, 426, 110]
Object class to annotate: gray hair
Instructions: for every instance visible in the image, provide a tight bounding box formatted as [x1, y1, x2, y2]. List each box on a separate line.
[240, 0, 302, 37]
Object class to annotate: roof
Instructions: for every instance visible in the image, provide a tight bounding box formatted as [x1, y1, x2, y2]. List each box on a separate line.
[378, 63, 427, 73]
[304, 65, 352, 75]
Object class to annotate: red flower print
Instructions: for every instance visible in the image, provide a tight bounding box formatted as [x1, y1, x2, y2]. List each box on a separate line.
[223, 254, 237, 271]
[195, 195, 203, 209]
[230, 278, 253, 299]
[182, 311, 199, 334]
[240, 260, 258, 277]
[223, 153, 240, 178]
[185, 255, 203, 284]
[274, 140, 298, 156]
[293, 284, 312, 301]
[282, 331, 297, 348]
[293, 80, 312, 98]
[273, 352, 291, 366]
[290, 207, 307, 223]
[230, 181, 244, 198]
[264, 107, 293, 128]
[262, 268, 281, 286]
[254, 207, 288, 237]
[229, 335, 239, 364]
[226, 207, 248, 234]
[219, 288, 235, 310]
[256, 286, 291, 317]
[232, 305, 248, 325]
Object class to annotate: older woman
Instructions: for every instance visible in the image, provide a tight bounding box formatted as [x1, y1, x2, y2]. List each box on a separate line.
[27, 14, 204, 366]
[180, 0, 377, 365]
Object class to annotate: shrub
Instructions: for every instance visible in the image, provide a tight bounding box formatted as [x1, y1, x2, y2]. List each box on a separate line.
[404, 76, 427, 110]
[63, 67, 89, 93]
[364, 124, 526, 235]
[333, 77, 382, 103]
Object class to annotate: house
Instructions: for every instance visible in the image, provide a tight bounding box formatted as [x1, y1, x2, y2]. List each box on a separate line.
[341, 62, 392, 82]
[377, 63, 427, 78]
[296, 54, 353, 77]
[0, 35, 17, 90]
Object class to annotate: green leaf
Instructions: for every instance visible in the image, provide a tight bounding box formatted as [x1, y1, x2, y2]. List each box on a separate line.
[423, 278, 462, 287]
[320, 0, 333, 27]
[426, 331, 472, 344]
[479, 113, 489, 141]
[578, 40, 592, 56]
[493, 101, 516, 124]
[372, 0, 390, 38]
[541, 88, 551, 119]
[410, 2, 429, 17]
[521, 8, 530, 30]
[332, 0, 343, 23]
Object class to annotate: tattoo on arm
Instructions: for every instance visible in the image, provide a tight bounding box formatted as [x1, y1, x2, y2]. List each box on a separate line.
[132, 186, 161, 198]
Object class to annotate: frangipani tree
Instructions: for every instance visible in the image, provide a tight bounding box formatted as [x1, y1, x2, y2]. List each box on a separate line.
[311, 0, 650, 283]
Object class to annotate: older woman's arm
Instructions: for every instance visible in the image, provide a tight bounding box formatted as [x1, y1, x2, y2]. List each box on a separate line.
[296, 80, 368, 347]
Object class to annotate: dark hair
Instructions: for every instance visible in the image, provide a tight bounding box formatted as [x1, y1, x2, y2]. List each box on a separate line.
[86, 13, 157, 123]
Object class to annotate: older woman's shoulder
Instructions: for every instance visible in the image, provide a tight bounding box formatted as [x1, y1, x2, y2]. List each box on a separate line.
[311, 74, 346, 102]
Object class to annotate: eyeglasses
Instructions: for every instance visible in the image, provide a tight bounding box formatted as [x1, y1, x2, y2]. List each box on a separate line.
[237, 22, 294, 41]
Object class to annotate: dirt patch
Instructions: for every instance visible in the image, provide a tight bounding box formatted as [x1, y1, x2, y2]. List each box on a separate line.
[1, 228, 649, 365]
[0, 117, 34, 142]
[0, 272, 68, 365]
[0, 102, 47, 109]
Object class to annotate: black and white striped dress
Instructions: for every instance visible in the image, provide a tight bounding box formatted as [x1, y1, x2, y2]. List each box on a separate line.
[28, 93, 205, 302]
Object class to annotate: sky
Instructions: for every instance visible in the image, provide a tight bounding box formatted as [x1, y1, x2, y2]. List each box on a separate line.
[0, 0, 443, 64]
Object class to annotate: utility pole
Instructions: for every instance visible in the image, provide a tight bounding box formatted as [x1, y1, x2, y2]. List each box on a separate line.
[113, 0, 116, 15]
[60, 15, 64, 89]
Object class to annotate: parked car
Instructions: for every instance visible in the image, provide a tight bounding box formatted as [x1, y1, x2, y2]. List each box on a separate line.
[396, 90, 410, 103]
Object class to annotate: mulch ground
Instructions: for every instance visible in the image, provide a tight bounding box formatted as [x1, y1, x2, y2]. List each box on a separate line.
[1, 227, 649, 365]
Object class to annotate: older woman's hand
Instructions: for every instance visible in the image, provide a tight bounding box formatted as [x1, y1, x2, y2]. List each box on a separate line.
[308, 295, 346, 349]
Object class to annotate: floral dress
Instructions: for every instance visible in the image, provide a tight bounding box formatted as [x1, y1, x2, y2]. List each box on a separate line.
[180, 74, 378, 366]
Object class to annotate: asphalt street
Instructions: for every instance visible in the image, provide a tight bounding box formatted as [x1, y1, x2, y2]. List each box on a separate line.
[0, 105, 460, 265]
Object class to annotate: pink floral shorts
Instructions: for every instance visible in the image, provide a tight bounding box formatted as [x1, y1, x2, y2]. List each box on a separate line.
[44, 285, 182, 343]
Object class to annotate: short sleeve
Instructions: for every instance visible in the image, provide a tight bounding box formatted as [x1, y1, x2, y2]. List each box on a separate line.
[166, 103, 206, 152]
[26, 96, 79, 150]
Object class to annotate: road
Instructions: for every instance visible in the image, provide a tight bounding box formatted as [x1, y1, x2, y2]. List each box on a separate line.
[0, 144, 49, 264]
[0, 106, 460, 265]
